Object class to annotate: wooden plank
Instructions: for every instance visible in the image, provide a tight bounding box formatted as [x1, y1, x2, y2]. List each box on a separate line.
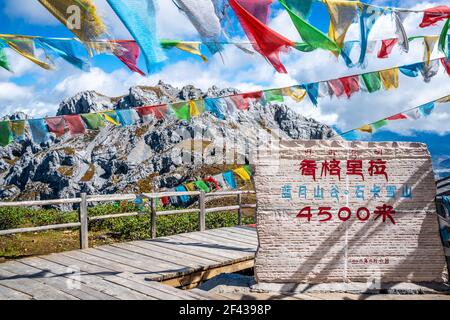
[164, 234, 249, 261]
[0, 268, 79, 300]
[20, 257, 117, 300]
[175, 233, 255, 257]
[151, 235, 244, 262]
[41, 255, 155, 300]
[212, 228, 258, 244]
[62, 250, 151, 275]
[144, 282, 209, 301]
[142, 239, 228, 264]
[161, 259, 255, 288]
[0, 261, 104, 300]
[203, 229, 258, 245]
[189, 231, 257, 249]
[111, 242, 215, 272]
[226, 226, 258, 236]
[44, 253, 202, 300]
[94, 246, 194, 277]
[0, 284, 32, 300]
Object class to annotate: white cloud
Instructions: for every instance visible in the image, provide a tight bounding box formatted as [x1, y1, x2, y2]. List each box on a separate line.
[1, 0, 449, 137]
[0, 82, 32, 101]
[3, 0, 59, 25]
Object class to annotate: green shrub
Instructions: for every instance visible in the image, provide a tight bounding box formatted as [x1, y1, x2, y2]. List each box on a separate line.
[0, 207, 27, 230]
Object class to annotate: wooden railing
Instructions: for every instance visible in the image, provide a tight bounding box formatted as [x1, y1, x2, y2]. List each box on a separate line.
[0, 190, 256, 249]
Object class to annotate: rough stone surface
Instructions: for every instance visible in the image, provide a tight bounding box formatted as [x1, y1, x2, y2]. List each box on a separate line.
[0, 82, 337, 204]
[254, 140, 448, 284]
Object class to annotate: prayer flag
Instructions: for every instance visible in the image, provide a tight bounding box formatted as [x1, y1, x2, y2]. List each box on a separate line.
[377, 38, 398, 58]
[0, 121, 13, 147]
[229, 0, 295, 73]
[46, 117, 66, 137]
[380, 68, 399, 90]
[64, 115, 86, 134]
[38, 0, 109, 53]
[28, 118, 51, 144]
[107, 0, 166, 73]
[172, 0, 223, 54]
[110, 40, 145, 75]
[419, 6, 450, 28]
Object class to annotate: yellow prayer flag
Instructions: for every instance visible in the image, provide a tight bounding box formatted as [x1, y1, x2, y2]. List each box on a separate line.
[380, 68, 399, 90]
[101, 112, 120, 126]
[5, 37, 53, 70]
[357, 124, 373, 134]
[423, 36, 439, 66]
[437, 96, 450, 103]
[175, 42, 208, 62]
[324, 0, 360, 55]
[282, 87, 307, 102]
[185, 183, 196, 191]
[38, 0, 109, 53]
[233, 167, 252, 182]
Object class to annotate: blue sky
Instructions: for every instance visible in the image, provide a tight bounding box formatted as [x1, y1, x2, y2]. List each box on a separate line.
[0, 0, 449, 176]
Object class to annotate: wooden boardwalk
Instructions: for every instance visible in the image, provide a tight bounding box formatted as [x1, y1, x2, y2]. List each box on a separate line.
[0, 226, 257, 300]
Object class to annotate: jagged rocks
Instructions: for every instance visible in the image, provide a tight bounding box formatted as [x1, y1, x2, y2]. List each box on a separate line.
[0, 82, 338, 202]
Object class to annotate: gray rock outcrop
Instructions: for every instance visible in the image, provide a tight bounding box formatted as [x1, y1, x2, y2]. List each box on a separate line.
[0, 82, 337, 202]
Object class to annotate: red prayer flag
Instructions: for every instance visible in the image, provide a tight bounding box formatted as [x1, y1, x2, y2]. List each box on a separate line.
[136, 105, 168, 120]
[229, 0, 294, 73]
[441, 58, 450, 75]
[328, 79, 345, 98]
[377, 38, 398, 59]
[45, 117, 65, 137]
[340, 76, 360, 98]
[63, 115, 86, 135]
[111, 40, 146, 76]
[242, 91, 264, 100]
[419, 6, 450, 28]
[386, 113, 408, 121]
[204, 176, 220, 190]
[230, 94, 250, 110]
[161, 196, 170, 206]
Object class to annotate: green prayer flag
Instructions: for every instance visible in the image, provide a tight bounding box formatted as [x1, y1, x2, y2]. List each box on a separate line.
[372, 119, 389, 130]
[264, 89, 284, 103]
[0, 121, 13, 147]
[81, 113, 106, 130]
[279, 0, 340, 53]
[294, 42, 316, 52]
[194, 181, 210, 193]
[361, 72, 382, 93]
[171, 103, 190, 121]
[438, 18, 449, 57]
[0, 41, 11, 72]
[159, 39, 180, 50]
[244, 165, 252, 176]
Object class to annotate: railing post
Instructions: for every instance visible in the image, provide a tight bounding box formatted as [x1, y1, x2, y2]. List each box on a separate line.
[237, 193, 243, 226]
[150, 198, 157, 239]
[199, 191, 206, 232]
[79, 193, 89, 250]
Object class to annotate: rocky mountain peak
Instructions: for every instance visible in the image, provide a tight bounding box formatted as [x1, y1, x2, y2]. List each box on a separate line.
[0, 83, 337, 203]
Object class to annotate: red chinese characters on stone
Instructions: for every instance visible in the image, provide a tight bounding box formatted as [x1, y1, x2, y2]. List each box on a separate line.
[374, 204, 396, 225]
[347, 160, 364, 181]
[299, 158, 389, 182]
[300, 160, 318, 181]
[368, 159, 388, 181]
[321, 160, 341, 180]
[295, 205, 396, 225]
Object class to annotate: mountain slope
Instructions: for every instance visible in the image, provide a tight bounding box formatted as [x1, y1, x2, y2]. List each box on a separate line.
[0, 82, 337, 202]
